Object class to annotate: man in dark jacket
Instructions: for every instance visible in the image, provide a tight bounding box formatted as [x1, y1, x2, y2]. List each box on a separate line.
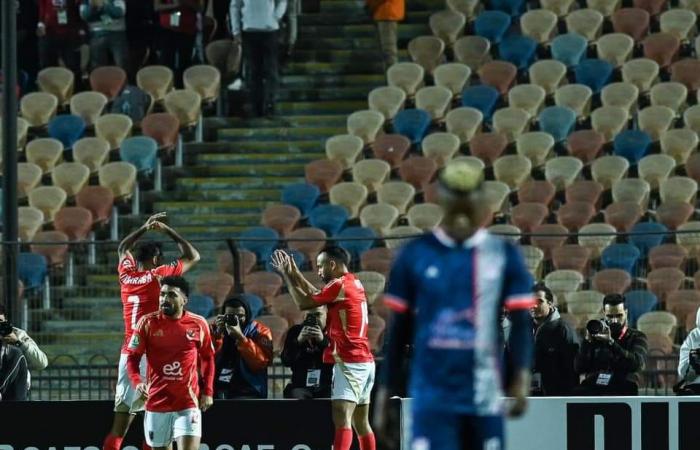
[0, 342, 29, 401]
[281, 307, 333, 399]
[531, 282, 580, 396]
[575, 293, 648, 396]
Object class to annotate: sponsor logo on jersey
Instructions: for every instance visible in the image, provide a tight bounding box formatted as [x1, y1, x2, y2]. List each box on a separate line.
[128, 334, 140, 349]
[186, 329, 198, 340]
[163, 361, 183, 377]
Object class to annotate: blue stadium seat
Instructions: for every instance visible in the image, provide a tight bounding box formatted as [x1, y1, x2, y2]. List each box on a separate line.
[629, 222, 667, 257]
[281, 183, 320, 218]
[474, 10, 512, 44]
[187, 293, 215, 318]
[538, 106, 577, 142]
[574, 59, 614, 94]
[625, 290, 658, 328]
[338, 226, 377, 263]
[241, 293, 265, 319]
[551, 33, 588, 68]
[393, 109, 432, 146]
[239, 226, 279, 263]
[308, 204, 349, 236]
[499, 35, 538, 70]
[490, 0, 526, 17]
[18, 252, 47, 291]
[47, 114, 86, 149]
[601, 243, 641, 274]
[462, 85, 500, 122]
[119, 136, 158, 174]
[613, 130, 652, 165]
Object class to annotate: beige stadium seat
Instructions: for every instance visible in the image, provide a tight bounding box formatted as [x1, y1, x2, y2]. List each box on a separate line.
[592, 106, 629, 142]
[588, 0, 621, 16]
[622, 58, 660, 92]
[453, 155, 486, 174]
[446, 0, 481, 19]
[596, 33, 635, 67]
[482, 181, 511, 215]
[445, 107, 483, 145]
[638, 106, 676, 141]
[73, 137, 110, 173]
[508, 84, 546, 117]
[638, 154, 676, 189]
[37, 67, 74, 104]
[681, 0, 700, 14]
[592, 155, 630, 190]
[137, 65, 174, 103]
[164, 89, 202, 128]
[25, 138, 63, 174]
[453, 35, 492, 71]
[488, 224, 521, 242]
[360, 203, 400, 235]
[545, 156, 583, 191]
[638, 311, 677, 338]
[601, 82, 639, 113]
[660, 9, 696, 40]
[529, 60, 567, 95]
[347, 110, 385, 145]
[660, 176, 697, 204]
[650, 82, 688, 113]
[544, 270, 585, 306]
[522, 245, 545, 278]
[16, 118, 29, 150]
[677, 222, 700, 256]
[183, 65, 221, 103]
[541, 0, 575, 15]
[368, 86, 406, 121]
[352, 159, 391, 193]
[567, 290, 604, 317]
[415, 86, 453, 121]
[555, 84, 593, 119]
[494, 155, 532, 190]
[18, 206, 44, 241]
[329, 182, 369, 219]
[356, 271, 387, 304]
[429, 9, 467, 47]
[661, 129, 698, 165]
[433, 63, 471, 98]
[20, 92, 58, 127]
[492, 107, 531, 143]
[99, 161, 137, 199]
[408, 36, 446, 74]
[683, 104, 700, 134]
[377, 181, 416, 214]
[521, 9, 558, 44]
[579, 223, 617, 258]
[69, 91, 108, 127]
[517, 132, 554, 167]
[407, 203, 444, 230]
[385, 225, 423, 249]
[95, 114, 133, 150]
[17, 162, 42, 198]
[612, 178, 651, 207]
[52, 162, 90, 197]
[28, 186, 67, 222]
[566, 9, 605, 41]
[387, 62, 425, 98]
[325, 134, 364, 170]
[422, 132, 460, 167]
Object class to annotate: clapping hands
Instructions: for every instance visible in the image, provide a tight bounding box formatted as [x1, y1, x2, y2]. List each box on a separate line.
[271, 249, 294, 276]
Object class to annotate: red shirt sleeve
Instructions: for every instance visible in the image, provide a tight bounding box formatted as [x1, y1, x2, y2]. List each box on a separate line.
[198, 318, 216, 397]
[312, 279, 343, 305]
[153, 260, 184, 278]
[126, 316, 148, 388]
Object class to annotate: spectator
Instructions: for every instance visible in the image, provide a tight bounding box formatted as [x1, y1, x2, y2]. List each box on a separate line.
[125, 0, 156, 77]
[574, 293, 648, 396]
[531, 282, 580, 396]
[0, 303, 48, 371]
[0, 341, 28, 401]
[154, 0, 205, 85]
[280, 0, 299, 60]
[365, 0, 404, 70]
[229, 0, 287, 117]
[18, 0, 40, 90]
[80, 0, 128, 69]
[678, 307, 700, 395]
[37, 0, 84, 80]
[212, 295, 273, 399]
[281, 308, 333, 399]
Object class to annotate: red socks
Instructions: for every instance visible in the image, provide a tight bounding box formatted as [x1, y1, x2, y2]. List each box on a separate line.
[142, 442, 152, 450]
[359, 432, 376, 450]
[334, 428, 354, 450]
[103, 433, 123, 450]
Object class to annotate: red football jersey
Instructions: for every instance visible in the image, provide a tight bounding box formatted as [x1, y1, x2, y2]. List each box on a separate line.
[118, 254, 184, 352]
[312, 273, 374, 364]
[127, 311, 215, 413]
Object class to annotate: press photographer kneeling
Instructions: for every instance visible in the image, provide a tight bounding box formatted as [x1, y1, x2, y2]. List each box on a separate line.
[574, 294, 648, 396]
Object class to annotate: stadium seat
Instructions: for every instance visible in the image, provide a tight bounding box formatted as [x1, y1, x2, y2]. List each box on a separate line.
[612, 8, 650, 41]
[368, 86, 406, 122]
[566, 9, 604, 41]
[591, 155, 630, 191]
[605, 201, 643, 232]
[656, 201, 694, 230]
[638, 106, 675, 141]
[517, 180, 556, 206]
[95, 113, 133, 150]
[454, 35, 492, 71]
[660, 176, 697, 204]
[304, 159, 343, 193]
[89, 66, 126, 99]
[195, 271, 234, 307]
[567, 290, 604, 319]
[612, 178, 651, 208]
[98, 162, 137, 199]
[256, 315, 289, 353]
[538, 106, 576, 143]
[516, 132, 553, 168]
[70, 91, 108, 127]
[593, 106, 629, 142]
[521, 9, 558, 44]
[217, 249, 257, 277]
[492, 107, 531, 143]
[575, 59, 614, 94]
[337, 226, 377, 261]
[453, 155, 486, 173]
[684, 104, 700, 135]
[578, 223, 618, 258]
[18, 252, 47, 291]
[387, 62, 425, 98]
[308, 204, 349, 236]
[18, 207, 44, 242]
[30, 230, 69, 266]
[601, 82, 639, 113]
[661, 129, 697, 165]
[408, 36, 445, 74]
[270, 294, 305, 325]
[554, 85, 593, 120]
[649, 243, 688, 270]
[119, 136, 158, 174]
[137, 65, 174, 104]
[629, 221, 667, 257]
[54, 207, 93, 241]
[164, 89, 202, 128]
[393, 109, 432, 145]
[347, 110, 385, 145]
[141, 113, 180, 152]
[659, 10, 695, 41]
[469, 132, 508, 166]
[643, 33, 681, 69]
[593, 268, 632, 295]
[494, 155, 532, 190]
[686, 152, 700, 184]
[638, 311, 677, 338]
[626, 290, 659, 327]
[281, 183, 320, 218]
[37, 66, 74, 104]
[557, 201, 596, 231]
[677, 222, 700, 256]
[544, 269, 584, 306]
[597, 33, 635, 68]
[474, 10, 511, 44]
[385, 225, 422, 249]
[399, 156, 438, 191]
[488, 224, 521, 242]
[261, 204, 301, 237]
[638, 154, 675, 190]
[508, 84, 546, 118]
[551, 33, 588, 67]
[360, 204, 400, 236]
[566, 180, 604, 206]
[498, 35, 537, 70]
[446, 107, 483, 145]
[187, 294, 215, 318]
[76, 186, 114, 224]
[361, 247, 394, 276]
[353, 159, 391, 194]
[72, 137, 110, 174]
[529, 60, 567, 95]
[357, 271, 386, 305]
[481, 181, 511, 216]
[461, 85, 500, 122]
[511, 203, 549, 232]
[684, 0, 700, 15]
[205, 38, 241, 82]
[52, 162, 89, 197]
[245, 271, 284, 304]
[650, 82, 687, 113]
[415, 86, 453, 122]
[646, 267, 685, 304]
[28, 186, 67, 223]
[601, 243, 641, 273]
[371, 134, 411, 168]
[532, 224, 569, 260]
[183, 65, 221, 104]
[622, 58, 660, 93]
[673, 59, 700, 94]
[434, 63, 471, 99]
[429, 9, 466, 47]
[239, 226, 279, 263]
[330, 182, 368, 219]
[522, 245, 545, 278]
[545, 156, 583, 191]
[407, 203, 445, 230]
[47, 114, 85, 149]
[287, 227, 327, 270]
[25, 138, 62, 174]
[377, 181, 416, 214]
[552, 245, 591, 273]
[479, 61, 517, 95]
[447, 0, 481, 20]
[17, 162, 42, 199]
[20, 93, 58, 129]
[566, 130, 604, 164]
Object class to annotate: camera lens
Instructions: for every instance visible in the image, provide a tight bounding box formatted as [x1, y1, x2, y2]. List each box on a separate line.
[586, 319, 604, 336]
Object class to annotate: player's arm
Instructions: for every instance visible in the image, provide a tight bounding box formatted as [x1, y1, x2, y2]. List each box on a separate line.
[126, 317, 149, 395]
[271, 250, 321, 310]
[198, 320, 215, 411]
[237, 324, 274, 372]
[157, 223, 201, 273]
[117, 212, 167, 259]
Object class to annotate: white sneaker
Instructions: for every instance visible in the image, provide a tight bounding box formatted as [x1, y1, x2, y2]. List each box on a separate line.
[228, 78, 244, 91]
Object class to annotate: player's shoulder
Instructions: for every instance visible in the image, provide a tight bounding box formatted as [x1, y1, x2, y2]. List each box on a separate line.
[184, 311, 211, 328]
[393, 231, 434, 259]
[135, 311, 161, 329]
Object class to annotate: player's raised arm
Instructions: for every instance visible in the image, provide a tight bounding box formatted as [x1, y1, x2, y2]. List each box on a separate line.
[271, 250, 320, 310]
[117, 212, 167, 259]
[154, 222, 201, 273]
[198, 319, 215, 411]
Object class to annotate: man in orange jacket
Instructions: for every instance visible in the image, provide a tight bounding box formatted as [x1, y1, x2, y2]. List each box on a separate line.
[366, 0, 404, 70]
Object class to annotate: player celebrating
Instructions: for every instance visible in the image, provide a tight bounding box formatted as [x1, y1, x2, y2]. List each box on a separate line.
[272, 246, 376, 450]
[127, 276, 215, 450]
[103, 213, 201, 450]
[374, 161, 535, 450]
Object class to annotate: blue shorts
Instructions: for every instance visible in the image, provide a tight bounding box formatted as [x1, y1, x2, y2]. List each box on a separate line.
[412, 408, 504, 450]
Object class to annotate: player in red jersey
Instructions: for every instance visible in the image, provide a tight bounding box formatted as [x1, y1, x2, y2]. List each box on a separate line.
[104, 213, 201, 450]
[127, 276, 215, 450]
[272, 246, 376, 450]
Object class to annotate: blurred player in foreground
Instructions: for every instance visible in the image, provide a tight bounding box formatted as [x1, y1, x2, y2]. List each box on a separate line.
[374, 161, 535, 450]
[127, 276, 215, 450]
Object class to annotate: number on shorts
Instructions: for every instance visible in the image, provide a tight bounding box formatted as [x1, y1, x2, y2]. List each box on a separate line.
[360, 302, 369, 336]
[128, 295, 140, 329]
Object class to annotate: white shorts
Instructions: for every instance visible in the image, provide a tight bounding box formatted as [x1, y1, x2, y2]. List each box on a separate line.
[114, 353, 147, 414]
[144, 408, 202, 447]
[332, 361, 375, 405]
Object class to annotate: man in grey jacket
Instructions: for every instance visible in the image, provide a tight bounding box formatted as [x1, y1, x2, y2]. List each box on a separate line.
[80, 0, 128, 69]
[0, 303, 48, 372]
[230, 0, 287, 117]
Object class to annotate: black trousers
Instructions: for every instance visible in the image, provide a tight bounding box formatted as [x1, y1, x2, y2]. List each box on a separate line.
[157, 28, 195, 88]
[243, 31, 279, 116]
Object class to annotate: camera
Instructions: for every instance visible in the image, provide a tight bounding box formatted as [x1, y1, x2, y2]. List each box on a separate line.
[223, 314, 239, 328]
[690, 349, 700, 370]
[586, 319, 609, 336]
[0, 321, 13, 337]
[303, 314, 320, 329]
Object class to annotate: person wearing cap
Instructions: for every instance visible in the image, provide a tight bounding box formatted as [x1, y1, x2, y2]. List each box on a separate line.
[373, 161, 535, 450]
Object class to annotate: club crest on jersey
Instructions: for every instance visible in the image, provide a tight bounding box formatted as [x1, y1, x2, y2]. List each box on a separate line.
[186, 329, 198, 340]
[128, 334, 140, 349]
[153, 329, 164, 337]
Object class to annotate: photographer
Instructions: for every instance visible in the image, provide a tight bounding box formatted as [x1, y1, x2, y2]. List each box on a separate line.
[678, 307, 700, 394]
[574, 294, 648, 396]
[281, 308, 332, 399]
[0, 303, 48, 371]
[0, 342, 28, 401]
[212, 295, 273, 399]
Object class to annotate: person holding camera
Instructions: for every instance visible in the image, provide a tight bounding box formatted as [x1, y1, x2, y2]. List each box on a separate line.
[281, 308, 333, 399]
[677, 307, 700, 394]
[212, 295, 273, 399]
[0, 340, 29, 401]
[0, 303, 48, 371]
[574, 294, 648, 396]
